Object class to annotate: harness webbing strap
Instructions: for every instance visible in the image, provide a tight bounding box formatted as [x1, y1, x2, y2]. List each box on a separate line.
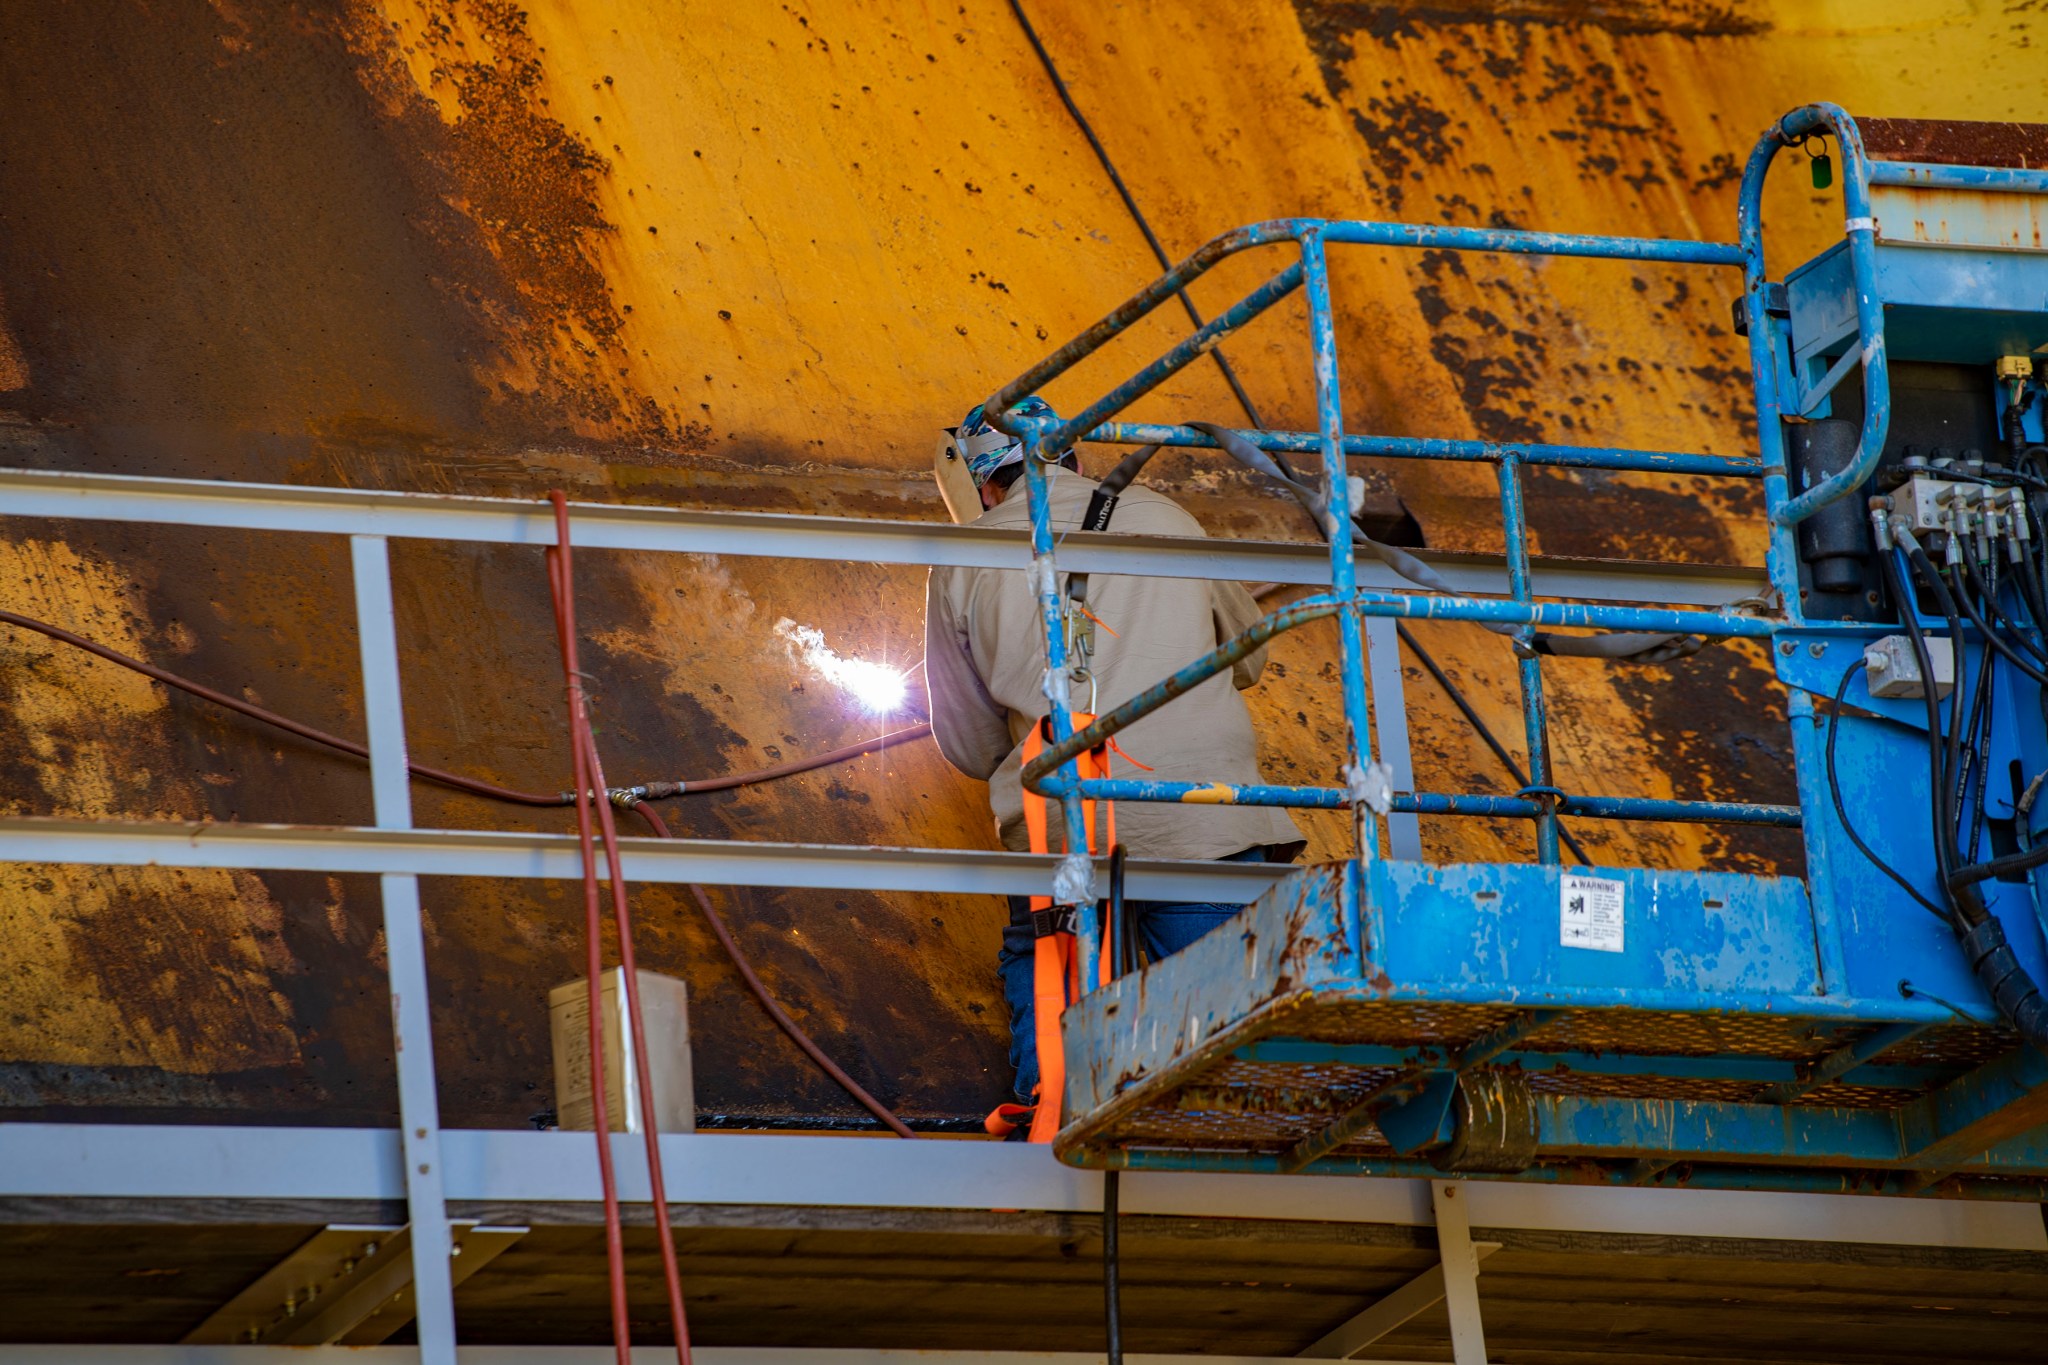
[987, 714, 1116, 1144]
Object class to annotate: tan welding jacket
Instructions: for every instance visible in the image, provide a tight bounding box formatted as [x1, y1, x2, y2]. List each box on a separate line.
[923, 471, 1305, 863]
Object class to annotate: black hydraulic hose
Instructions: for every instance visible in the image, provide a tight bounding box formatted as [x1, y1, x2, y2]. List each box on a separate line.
[1006, 0, 1262, 431]
[2005, 386, 2036, 461]
[1966, 627, 1996, 864]
[1103, 1167, 1125, 1365]
[1883, 546, 2048, 1047]
[1971, 526, 2048, 660]
[1109, 844, 1137, 978]
[2008, 529, 2048, 662]
[1878, 548, 1973, 913]
[1952, 556, 2048, 685]
[1894, 547, 1973, 889]
[1823, 662, 1944, 918]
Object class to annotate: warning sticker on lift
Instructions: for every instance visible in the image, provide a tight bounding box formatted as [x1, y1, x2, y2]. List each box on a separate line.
[1560, 872, 1625, 953]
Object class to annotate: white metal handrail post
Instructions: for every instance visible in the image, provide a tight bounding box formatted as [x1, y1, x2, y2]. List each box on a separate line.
[350, 534, 458, 1364]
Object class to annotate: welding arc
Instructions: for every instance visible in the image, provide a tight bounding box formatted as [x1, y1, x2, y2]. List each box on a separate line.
[0, 606, 929, 1138]
[547, 491, 694, 1365]
[631, 803, 919, 1140]
[0, 607, 930, 805]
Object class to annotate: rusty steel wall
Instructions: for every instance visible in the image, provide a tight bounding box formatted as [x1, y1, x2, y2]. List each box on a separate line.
[0, 0, 2040, 1129]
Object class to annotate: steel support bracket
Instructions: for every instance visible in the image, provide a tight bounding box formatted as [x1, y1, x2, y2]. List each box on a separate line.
[1373, 1071, 1458, 1155]
[181, 1223, 527, 1345]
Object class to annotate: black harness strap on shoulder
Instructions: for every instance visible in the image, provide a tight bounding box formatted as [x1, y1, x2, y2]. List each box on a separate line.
[1066, 488, 1122, 609]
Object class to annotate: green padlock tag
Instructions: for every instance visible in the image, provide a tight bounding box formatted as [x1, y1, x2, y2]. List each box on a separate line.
[1811, 152, 1833, 190]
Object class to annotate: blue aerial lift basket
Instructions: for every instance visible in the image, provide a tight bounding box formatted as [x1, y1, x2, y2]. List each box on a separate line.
[982, 105, 2048, 1199]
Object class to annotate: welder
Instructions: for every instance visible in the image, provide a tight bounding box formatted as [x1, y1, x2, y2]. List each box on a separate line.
[924, 395, 1305, 1135]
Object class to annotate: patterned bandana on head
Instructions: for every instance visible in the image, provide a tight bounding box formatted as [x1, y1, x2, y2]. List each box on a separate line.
[957, 395, 1063, 488]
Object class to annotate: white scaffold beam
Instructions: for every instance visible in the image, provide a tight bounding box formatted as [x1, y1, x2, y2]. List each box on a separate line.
[1, 1125, 2042, 1253]
[0, 816, 1288, 903]
[0, 1350, 1416, 1365]
[0, 465, 1764, 602]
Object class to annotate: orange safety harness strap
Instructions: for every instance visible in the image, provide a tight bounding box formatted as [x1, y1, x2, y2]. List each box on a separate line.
[984, 713, 1116, 1143]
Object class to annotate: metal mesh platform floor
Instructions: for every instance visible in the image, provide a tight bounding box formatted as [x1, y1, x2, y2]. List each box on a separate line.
[1053, 863, 2044, 1193]
[1085, 1002, 2016, 1158]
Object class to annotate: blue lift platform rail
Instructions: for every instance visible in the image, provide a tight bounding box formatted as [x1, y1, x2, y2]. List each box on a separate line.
[985, 104, 2048, 1198]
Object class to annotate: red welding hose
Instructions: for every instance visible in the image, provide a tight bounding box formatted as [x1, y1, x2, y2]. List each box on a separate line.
[546, 526, 640, 1361]
[549, 493, 695, 1365]
[638, 723, 932, 798]
[632, 802, 918, 1140]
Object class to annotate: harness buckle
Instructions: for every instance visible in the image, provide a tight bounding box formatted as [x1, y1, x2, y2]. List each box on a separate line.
[1029, 905, 1077, 938]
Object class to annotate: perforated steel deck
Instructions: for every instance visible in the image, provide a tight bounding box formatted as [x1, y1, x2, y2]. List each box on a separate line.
[1054, 862, 2047, 1195]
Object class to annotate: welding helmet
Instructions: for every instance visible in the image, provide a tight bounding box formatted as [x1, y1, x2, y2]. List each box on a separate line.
[933, 395, 1064, 524]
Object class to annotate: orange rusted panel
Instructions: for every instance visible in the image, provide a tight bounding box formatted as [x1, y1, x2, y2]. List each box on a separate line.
[0, 0, 2039, 1127]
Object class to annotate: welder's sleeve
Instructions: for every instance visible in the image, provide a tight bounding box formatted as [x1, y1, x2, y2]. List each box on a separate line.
[1214, 579, 1270, 690]
[924, 569, 1011, 780]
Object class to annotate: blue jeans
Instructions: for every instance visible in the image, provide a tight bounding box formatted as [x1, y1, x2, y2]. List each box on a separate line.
[998, 847, 1268, 1108]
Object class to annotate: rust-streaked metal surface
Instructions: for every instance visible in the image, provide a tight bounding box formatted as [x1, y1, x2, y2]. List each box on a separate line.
[1862, 117, 2048, 168]
[1863, 116, 2048, 253]
[0, 0, 2040, 1128]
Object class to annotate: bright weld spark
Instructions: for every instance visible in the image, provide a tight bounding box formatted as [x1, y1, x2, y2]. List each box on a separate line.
[775, 618, 908, 714]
